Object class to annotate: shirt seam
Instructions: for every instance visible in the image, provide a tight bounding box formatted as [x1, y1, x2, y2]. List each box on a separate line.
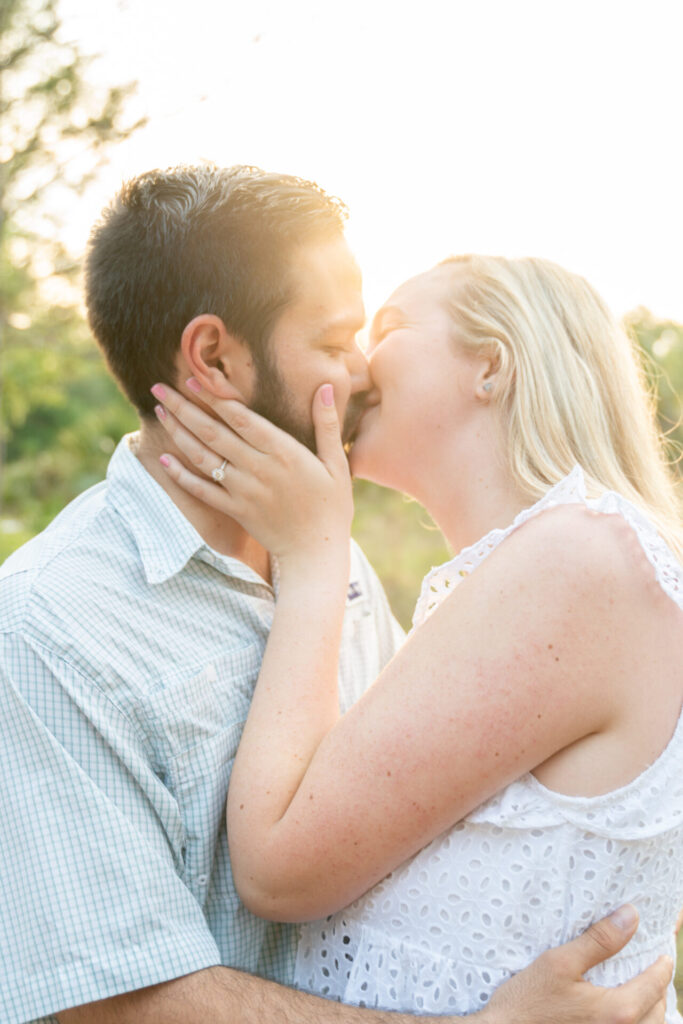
[4, 629, 162, 774]
[0, 501, 116, 626]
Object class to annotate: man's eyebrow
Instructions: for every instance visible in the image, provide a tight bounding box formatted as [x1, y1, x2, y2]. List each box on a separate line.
[319, 312, 367, 336]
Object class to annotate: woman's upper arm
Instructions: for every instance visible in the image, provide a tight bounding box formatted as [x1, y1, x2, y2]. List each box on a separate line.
[243, 507, 641, 920]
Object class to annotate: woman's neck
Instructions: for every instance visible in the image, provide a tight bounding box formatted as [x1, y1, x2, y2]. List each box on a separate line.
[427, 467, 529, 555]
[408, 430, 529, 556]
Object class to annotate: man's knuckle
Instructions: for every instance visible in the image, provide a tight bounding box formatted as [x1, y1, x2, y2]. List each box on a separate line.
[599, 996, 640, 1024]
[611, 1006, 636, 1024]
[537, 946, 565, 974]
[585, 921, 613, 955]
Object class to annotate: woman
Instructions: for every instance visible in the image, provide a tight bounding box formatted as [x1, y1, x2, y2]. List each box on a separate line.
[154, 256, 683, 1018]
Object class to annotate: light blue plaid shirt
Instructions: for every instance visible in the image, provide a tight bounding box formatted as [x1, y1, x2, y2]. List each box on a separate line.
[0, 435, 404, 1024]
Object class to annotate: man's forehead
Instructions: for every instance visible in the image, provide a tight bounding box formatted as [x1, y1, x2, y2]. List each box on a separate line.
[280, 245, 364, 331]
[289, 237, 362, 295]
[280, 301, 366, 338]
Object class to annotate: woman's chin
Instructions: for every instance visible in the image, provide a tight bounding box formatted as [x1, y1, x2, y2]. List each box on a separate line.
[349, 414, 408, 490]
[348, 436, 381, 483]
[349, 439, 398, 490]
[348, 444, 371, 481]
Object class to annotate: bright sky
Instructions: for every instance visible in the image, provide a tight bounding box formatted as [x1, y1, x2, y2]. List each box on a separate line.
[58, 0, 683, 322]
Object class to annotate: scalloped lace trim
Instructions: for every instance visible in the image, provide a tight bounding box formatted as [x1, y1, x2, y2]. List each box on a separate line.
[413, 466, 682, 628]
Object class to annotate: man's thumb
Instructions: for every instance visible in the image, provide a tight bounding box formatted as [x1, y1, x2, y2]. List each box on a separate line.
[313, 384, 345, 468]
[569, 905, 639, 975]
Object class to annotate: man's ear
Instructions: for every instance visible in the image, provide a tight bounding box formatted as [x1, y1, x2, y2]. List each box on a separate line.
[179, 314, 256, 402]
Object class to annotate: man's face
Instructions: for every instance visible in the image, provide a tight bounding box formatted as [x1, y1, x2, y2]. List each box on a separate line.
[249, 236, 370, 452]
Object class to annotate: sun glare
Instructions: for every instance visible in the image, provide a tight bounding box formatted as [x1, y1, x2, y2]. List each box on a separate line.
[56, 0, 683, 324]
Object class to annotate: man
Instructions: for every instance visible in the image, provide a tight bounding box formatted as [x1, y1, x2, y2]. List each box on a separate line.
[0, 164, 670, 1023]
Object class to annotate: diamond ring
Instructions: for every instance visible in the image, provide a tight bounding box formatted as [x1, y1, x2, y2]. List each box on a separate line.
[211, 459, 228, 483]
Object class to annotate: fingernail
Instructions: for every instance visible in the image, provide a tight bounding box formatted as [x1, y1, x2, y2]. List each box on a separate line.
[609, 904, 638, 931]
[154, 404, 166, 421]
[151, 384, 166, 400]
[321, 384, 334, 406]
[159, 455, 171, 468]
[186, 377, 202, 393]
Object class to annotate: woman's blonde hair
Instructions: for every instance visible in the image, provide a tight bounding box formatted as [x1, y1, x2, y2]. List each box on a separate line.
[440, 254, 683, 561]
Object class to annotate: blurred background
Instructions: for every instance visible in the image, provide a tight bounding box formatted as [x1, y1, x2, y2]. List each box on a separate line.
[1, 0, 683, 1001]
[3, 0, 682, 622]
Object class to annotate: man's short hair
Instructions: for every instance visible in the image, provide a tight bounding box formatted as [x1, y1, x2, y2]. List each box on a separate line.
[84, 164, 348, 416]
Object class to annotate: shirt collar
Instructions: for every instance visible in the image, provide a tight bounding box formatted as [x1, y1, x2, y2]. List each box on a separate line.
[105, 434, 273, 590]
[105, 435, 205, 584]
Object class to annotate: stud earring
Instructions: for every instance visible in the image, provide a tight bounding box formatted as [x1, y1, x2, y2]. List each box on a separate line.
[482, 380, 493, 393]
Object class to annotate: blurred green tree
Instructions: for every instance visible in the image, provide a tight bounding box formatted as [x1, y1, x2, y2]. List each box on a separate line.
[0, 0, 142, 546]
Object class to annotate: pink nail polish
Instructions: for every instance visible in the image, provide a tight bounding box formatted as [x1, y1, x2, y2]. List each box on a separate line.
[154, 404, 166, 421]
[151, 384, 166, 400]
[159, 455, 171, 468]
[321, 384, 334, 406]
[186, 377, 202, 393]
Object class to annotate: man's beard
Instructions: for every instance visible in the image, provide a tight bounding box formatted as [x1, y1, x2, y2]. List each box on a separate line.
[250, 353, 367, 455]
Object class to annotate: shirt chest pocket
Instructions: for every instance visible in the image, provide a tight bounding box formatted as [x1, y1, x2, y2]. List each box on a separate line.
[141, 642, 263, 785]
[139, 643, 263, 897]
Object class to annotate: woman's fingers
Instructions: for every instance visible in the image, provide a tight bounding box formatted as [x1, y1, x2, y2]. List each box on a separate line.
[154, 403, 244, 478]
[312, 384, 348, 478]
[153, 379, 291, 456]
[152, 379, 353, 559]
[159, 453, 236, 516]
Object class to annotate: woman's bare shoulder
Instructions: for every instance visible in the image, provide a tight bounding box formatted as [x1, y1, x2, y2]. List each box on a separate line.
[487, 500, 661, 602]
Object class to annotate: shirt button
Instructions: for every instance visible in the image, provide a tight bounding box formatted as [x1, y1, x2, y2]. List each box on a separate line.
[197, 874, 208, 886]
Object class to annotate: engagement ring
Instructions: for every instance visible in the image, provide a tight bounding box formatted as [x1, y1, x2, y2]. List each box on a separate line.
[211, 459, 228, 482]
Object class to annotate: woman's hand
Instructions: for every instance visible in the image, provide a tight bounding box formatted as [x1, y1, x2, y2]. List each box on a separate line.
[151, 379, 353, 571]
[151, 379, 356, 869]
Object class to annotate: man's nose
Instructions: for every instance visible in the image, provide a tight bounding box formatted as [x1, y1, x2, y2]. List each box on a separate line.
[348, 343, 371, 393]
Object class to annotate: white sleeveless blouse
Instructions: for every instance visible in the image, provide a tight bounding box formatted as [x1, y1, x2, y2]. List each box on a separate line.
[294, 468, 683, 1020]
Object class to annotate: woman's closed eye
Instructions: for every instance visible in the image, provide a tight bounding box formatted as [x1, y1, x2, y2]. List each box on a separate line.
[367, 324, 399, 355]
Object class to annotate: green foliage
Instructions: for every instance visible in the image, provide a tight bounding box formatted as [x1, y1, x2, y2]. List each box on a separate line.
[1, 4, 682, 630]
[626, 309, 683, 463]
[0, 0, 145, 524]
[352, 479, 449, 630]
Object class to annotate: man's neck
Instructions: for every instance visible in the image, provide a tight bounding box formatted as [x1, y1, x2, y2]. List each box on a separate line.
[132, 421, 271, 584]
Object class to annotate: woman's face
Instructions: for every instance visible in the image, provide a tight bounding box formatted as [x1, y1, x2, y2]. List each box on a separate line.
[349, 265, 492, 497]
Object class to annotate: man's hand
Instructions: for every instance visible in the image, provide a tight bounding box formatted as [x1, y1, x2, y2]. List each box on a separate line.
[482, 905, 672, 1024]
[57, 906, 672, 1024]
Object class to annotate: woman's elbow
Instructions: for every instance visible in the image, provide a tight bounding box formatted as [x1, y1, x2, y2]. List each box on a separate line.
[233, 864, 329, 923]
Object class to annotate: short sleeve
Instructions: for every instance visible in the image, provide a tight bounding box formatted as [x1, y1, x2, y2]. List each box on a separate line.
[0, 633, 221, 1024]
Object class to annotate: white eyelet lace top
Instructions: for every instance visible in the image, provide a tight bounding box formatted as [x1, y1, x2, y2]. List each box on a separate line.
[294, 468, 683, 1019]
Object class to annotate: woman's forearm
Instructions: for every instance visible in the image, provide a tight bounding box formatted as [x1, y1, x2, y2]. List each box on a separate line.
[227, 548, 350, 916]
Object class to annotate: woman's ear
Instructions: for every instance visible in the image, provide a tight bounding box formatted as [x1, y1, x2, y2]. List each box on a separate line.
[179, 314, 256, 401]
[474, 356, 499, 401]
